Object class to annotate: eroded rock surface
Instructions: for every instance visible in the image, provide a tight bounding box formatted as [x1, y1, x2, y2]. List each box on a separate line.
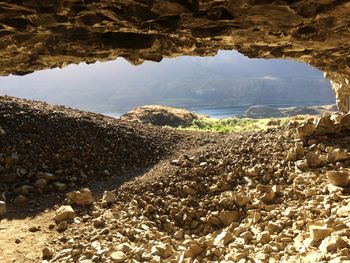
[0, 1, 350, 109]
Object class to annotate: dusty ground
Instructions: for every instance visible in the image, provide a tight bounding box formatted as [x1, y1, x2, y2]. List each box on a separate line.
[1, 96, 350, 262]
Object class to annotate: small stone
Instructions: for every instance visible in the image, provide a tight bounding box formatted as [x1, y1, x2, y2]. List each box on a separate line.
[42, 247, 54, 259]
[319, 236, 349, 252]
[54, 205, 75, 222]
[183, 185, 198, 195]
[34, 178, 47, 189]
[57, 221, 68, 232]
[53, 182, 67, 192]
[235, 195, 251, 207]
[214, 231, 234, 246]
[327, 170, 349, 187]
[327, 148, 350, 162]
[101, 191, 116, 206]
[305, 151, 322, 168]
[184, 243, 203, 258]
[67, 188, 94, 206]
[174, 229, 184, 239]
[257, 231, 272, 244]
[310, 225, 331, 242]
[13, 195, 28, 205]
[15, 237, 21, 244]
[110, 251, 126, 262]
[28, 226, 40, 232]
[0, 201, 6, 217]
[218, 210, 239, 226]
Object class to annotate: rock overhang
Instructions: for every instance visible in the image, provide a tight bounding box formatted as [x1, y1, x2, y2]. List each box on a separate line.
[0, 1, 349, 110]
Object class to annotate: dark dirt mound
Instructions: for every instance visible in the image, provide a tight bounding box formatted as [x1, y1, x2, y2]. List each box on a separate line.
[120, 105, 205, 127]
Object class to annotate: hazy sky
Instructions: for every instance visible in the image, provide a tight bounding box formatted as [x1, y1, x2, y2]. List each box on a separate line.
[0, 51, 332, 114]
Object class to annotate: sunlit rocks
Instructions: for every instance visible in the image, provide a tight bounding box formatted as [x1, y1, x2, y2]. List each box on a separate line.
[309, 225, 331, 242]
[297, 122, 316, 139]
[67, 188, 94, 206]
[54, 205, 75, 222]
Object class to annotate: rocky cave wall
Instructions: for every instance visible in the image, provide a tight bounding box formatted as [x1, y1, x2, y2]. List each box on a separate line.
[0, 1, 350, 110]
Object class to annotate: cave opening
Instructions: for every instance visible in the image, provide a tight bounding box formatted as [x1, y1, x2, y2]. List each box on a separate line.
[0, 51, 335, 120]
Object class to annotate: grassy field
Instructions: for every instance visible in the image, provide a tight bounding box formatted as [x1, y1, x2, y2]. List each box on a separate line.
[174, 116, 309, 133]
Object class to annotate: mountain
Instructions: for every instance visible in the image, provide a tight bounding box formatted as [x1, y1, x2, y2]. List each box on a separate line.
[0, 51, 334, 114]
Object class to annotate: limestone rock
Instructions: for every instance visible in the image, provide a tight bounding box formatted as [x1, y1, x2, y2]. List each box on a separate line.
[110, 251, 127, 263]
[314, 115, 335, 135]
[67, 188, 94, 206]
[54, 205, 75, 222]
[214, 231, 234, 246]
[327, 148, 350, 162]
[297, 123, 316, 139]
[319, 236, 349, 252]
[327, 170, 349, 187]
[102, 191, 116, 206]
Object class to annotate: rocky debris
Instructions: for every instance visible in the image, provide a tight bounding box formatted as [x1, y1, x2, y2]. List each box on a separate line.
[0, 95, 185, 205]
[54, 205, 75, 223]
[121, 105, 205, 127]
[0, 201, 6, 217]
[4, 99, 350, 262]
[67, 188, 94, 206]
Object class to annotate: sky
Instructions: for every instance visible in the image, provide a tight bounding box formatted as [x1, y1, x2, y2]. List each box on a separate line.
[0, 51, 333, 115]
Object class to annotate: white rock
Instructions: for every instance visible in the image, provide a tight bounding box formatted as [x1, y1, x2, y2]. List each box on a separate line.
[54, 205, 75, 222]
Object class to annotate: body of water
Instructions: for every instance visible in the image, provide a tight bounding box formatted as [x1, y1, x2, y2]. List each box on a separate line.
[104, 102, 335, 119]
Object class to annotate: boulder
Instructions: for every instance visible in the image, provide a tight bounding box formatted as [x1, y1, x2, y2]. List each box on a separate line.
[314, 115, 335, 135]
[297, 123, 316, 139]
[67, 188, 94, 206]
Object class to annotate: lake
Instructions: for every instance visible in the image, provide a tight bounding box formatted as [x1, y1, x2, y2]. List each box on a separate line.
[104, 103, 334, 119]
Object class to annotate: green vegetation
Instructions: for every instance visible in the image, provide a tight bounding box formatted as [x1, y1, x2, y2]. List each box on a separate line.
[175, 116, 308, 133]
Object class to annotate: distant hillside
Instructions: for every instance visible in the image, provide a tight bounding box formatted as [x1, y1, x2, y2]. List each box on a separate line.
[0, 51, 334, 113]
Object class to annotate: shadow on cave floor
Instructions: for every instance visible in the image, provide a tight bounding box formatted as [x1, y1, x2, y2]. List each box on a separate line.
[3, 167, 151, 221]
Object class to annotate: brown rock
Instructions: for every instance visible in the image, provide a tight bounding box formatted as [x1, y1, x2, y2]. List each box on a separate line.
[327, 170, 349, 187]
[0, 201, 6, 217]
[218, 211, 239, 226]
[42, 247, 54, 259]
[13, 195, 28, 205]
[327, 148, 350, 162]
[101, 191, 116, 206]
[309, 225, 331, 242]
[184, 244, 203, 258]
[297, 123, 316, 139]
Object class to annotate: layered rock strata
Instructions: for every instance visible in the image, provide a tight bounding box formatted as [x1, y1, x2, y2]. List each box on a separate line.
[0, 1, 350, 109]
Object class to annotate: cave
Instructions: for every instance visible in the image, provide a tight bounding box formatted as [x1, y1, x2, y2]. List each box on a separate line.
[0, 1, 349, 110]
